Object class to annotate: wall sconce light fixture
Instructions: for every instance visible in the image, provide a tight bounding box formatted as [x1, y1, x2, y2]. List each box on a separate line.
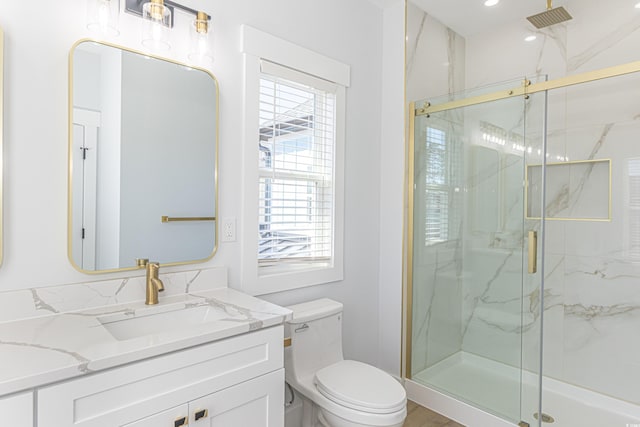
[88, 0, 213, 62]
[141, 0, 172, 50]
[188, 11, 213, 63]
[125, 0, 212, 59]
[87, 0, 120, 36]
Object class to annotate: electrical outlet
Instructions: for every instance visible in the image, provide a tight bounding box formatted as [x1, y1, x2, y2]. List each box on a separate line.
[221, 217, 236, 242]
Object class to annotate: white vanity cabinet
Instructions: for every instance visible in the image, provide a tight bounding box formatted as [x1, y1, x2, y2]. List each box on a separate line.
[187, 369, 283, 426]
[0, 391, 33, 427]
[125, 370, 283, 427]
[37, 326, 284, 427]
[121, 405, 189, 427]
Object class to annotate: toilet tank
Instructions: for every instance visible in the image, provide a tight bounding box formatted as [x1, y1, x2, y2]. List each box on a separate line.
[285, 299, 344, 381]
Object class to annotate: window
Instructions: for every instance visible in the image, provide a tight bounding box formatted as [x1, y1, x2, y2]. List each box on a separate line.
[424, 127, 449, 244]
[240, 25, 349, 295]
[628, 158, 640, 259]
[258, 67, 335, 266]
[423, 125, 461, 246]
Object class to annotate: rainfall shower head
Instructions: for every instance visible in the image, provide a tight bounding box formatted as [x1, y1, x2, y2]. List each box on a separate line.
[526, 0, 572, 29]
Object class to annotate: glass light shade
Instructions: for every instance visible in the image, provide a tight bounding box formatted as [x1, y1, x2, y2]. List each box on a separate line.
[188, 13, 213, 64]
[141, 0, 172, 51]
[87, 0, 120, 37]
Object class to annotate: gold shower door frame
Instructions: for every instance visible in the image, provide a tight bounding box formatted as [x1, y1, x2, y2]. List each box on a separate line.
[404, 59, 640, 379]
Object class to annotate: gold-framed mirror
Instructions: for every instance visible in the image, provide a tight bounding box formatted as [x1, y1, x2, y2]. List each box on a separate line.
[68, 40, 218, 273]
[0, 27, 4, 266]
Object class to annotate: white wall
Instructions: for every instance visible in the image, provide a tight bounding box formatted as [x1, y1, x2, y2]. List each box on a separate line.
[0, 0, 406, 371]
[377, 0, 406, 377]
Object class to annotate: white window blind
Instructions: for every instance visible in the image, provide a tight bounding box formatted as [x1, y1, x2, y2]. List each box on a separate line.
[424, 127, 450, 245]
[424, 125, 461, 246]
[258, 62, 336, 266]
[629, 158, 640, 259]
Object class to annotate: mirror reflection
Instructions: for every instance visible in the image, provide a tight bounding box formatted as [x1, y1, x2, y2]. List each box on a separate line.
[69, 40, 218, 272]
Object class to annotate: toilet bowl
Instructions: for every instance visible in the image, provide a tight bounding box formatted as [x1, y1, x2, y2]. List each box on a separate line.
[284, 298, 406, 427]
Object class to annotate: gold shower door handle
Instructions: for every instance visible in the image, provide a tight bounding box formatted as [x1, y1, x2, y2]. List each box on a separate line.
[528, 231, 537, 274]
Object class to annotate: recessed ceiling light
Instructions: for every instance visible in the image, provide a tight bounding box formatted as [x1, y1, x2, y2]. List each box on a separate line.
[636, 1, 640, 8]
[525, 35, 537, 42]
[484, 0, 500, 6]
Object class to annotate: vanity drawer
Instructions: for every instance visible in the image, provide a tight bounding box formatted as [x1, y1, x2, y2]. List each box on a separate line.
[37, 325, 283, 426]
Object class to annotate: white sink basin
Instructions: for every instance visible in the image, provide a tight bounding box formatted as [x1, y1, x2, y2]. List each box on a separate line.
[99, 305, 228, 341]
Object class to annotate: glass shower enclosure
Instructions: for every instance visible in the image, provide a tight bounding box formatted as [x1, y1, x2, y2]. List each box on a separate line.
[407, 78, 546, 426]
[407, 65, 640, 426]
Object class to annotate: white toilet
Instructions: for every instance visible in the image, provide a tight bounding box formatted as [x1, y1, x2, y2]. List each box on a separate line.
[284, 298, 407, 427]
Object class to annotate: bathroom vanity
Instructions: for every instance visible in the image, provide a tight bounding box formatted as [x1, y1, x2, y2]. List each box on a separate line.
[0, 282, 291, 426]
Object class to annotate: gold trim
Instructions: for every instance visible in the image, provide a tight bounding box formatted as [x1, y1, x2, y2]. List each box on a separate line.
[174, 415, 188, 426]
[405, 101, 416, 379]
[528, 231, 537, 274]
[417, 60, 640, 115]
[416, 85, 526, 116]
[400, 0, 408, 380]
[194, 408, 209, 420]
[161, 216, 216, 223]
[284, 337, 292, 347]
[0, 27, 3, 267]
[67, 39, 220, 274]
[195, 11, 208, 34]
[525, 159, 612, 221]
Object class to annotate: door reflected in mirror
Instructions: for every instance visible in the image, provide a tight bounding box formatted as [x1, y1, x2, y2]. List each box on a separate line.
[69, 40, 218, 272]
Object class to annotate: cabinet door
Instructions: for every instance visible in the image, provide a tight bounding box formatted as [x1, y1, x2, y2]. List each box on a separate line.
[190, 369, 284, 427]
[122, 404, 188, 427]
[0, 391, 33, 427]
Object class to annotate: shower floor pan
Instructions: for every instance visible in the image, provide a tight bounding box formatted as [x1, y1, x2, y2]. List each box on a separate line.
[410, 352, 640, 427]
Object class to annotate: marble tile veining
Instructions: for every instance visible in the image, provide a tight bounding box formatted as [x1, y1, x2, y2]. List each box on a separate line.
[0, 267, 227, 324]
[0, 278, 291, 396]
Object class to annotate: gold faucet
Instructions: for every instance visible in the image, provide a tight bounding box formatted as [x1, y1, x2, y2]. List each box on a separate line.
[141, 260, 164, 305]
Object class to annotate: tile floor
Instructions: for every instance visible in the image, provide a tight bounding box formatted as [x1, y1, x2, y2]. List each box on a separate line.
[404, 400, 465, 427]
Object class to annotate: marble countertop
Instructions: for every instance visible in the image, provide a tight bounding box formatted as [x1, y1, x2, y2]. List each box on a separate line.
[0, 287, 292, 396]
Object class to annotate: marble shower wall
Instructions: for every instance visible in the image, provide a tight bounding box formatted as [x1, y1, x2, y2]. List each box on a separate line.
[410, 0, 640, 405]
[466, 0, 640, 405]
[406, 1, 465, 104]
[407, 1, 466, 375]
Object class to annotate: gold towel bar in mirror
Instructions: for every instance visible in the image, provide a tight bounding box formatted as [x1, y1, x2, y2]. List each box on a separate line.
[161, 216, 216, 223]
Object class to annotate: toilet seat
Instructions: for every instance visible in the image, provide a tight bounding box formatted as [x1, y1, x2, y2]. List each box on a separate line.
[314, 360, 406, 415]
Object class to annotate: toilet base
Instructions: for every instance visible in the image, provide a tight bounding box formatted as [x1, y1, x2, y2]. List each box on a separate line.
[296, 389, 405, 427]
[319, 408, 405, 427]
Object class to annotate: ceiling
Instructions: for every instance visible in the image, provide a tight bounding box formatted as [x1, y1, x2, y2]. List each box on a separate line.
[372, 0, 569, 37]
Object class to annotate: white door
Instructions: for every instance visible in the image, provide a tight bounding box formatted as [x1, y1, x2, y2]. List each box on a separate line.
[189, 369, 284, 427]
[72, 109, 100, 270]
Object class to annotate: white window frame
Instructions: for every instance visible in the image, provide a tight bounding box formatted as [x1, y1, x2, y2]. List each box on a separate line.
[240, 25, 349, 296]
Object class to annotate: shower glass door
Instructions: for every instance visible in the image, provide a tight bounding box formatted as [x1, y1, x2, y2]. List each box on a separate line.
[409, 79, 546, 425]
